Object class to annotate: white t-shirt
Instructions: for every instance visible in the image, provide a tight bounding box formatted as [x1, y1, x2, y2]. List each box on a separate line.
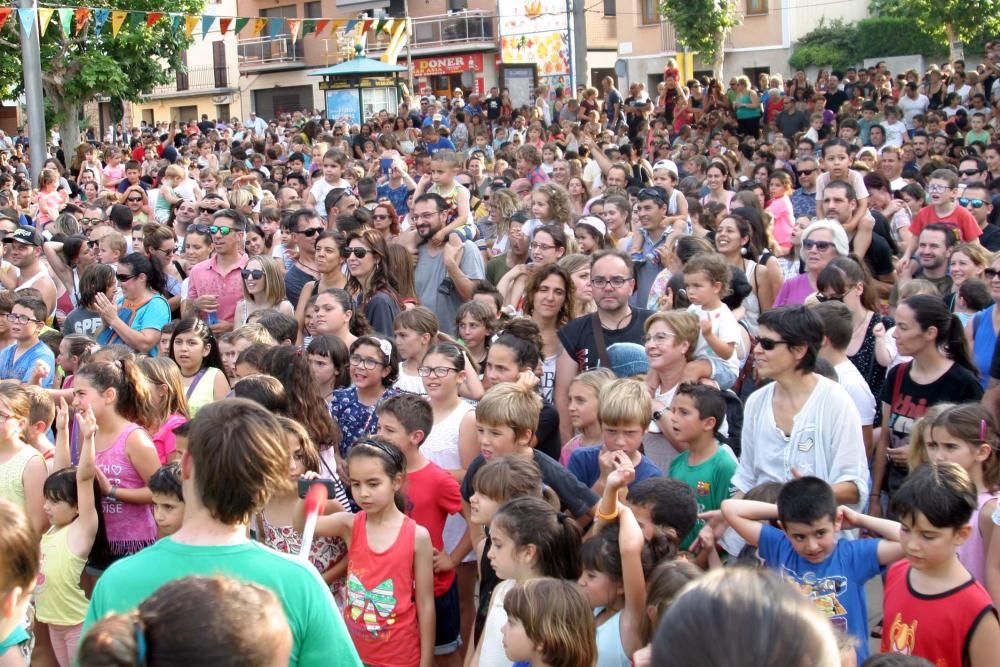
[834, 360, 876, 426]
[897, 94, 929, 129]
[881, 120, 908, 148]
[688, 303, 740, 375]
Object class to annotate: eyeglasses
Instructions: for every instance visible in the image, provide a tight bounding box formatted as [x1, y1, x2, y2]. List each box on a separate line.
[959, 169, 982, 177]
[116, 273, 136, 283]
[960, 197, 986, 208]
[5, 313, 38, 324]
[642, 332, 677, 345]
[815, 292, 845, 303]
[756, 337, 789, 351]
[796, 168, 817, 176]
[417, 366, 459, 378]
[927, 184, 951, 193]
[296, 227, 322, 237]
[986, 268, 1000, 280]
[87, 240, 99, 248]
[340, 247, 369, 259]
[126, 197, 143, 203]
[529, 242, 558, 252]
[209, 225, 237, 236]
[803, 239, 836, 252]
[241, 269, 265, 281]
[591, 276, 633, 289]
[80, 217, 102, 226]
[350, 354, 385, 370]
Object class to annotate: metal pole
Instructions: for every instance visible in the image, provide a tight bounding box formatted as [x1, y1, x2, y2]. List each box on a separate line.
[572, 0, 587, 92]
[403, 0, 413, 95]
[19, 0, 47, 185]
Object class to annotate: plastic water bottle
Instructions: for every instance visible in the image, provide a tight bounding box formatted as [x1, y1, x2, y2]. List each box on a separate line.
[206, 311, 218, 326]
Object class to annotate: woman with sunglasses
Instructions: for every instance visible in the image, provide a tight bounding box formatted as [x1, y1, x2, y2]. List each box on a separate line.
[141, 224, 183, 315]
[773, 221, 850, 307]
[343, 229, 401, 338]
[235, 255, 294, 326]
[736, 305, 869, 510]
[294, 231, 348, 338]
[370, 201, 400, 243]
[121, 185, 151, 227]
[94, 253, 171, 356]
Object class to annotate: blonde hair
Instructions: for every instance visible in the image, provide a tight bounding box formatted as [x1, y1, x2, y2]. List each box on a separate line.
[242, 255, 287, 308]
[230, 323, 276, 346]
[598, 378, 652, 427]
[164, 164, 185, 180]
[952, 242, 991, 272]
[897, 278, 941, 300]
[533, 182, 574, 230]
[100, 231, 128, 257]
[907, 403, 954, 471]
[569, 368, 616, 402]
[475, 379, 542, 436]
[644, 311, 700, 361]
[137, 357, 190, 422]
[503, 578, 597, 667]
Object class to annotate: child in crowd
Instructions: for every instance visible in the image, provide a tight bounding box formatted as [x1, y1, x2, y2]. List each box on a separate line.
[0, 296, 57, 387]
[681, 254, 741, 390]
[97, 231, 127, 268]
[560, 368, 616, 465]
[148, 461, 184, 538]
[881, 463, 1000, 665]
[38, 401, 99, 667]
[23, 385, 56, 465]
[666, 383, 737, 549]
[902, 169, 981, 267]
[814, 138, 872, 258]
[0, 499, 39, 664]
[568, 378, 663, 492]
[501, 578, 597, 667]
[722, 476, 905, 661]
[632, 560, 702, 667]
[137, 357, 189, 464]
[305, 149, 350, 220]
[169, 318, 230, 416]
[295, 438, 434, 667]
[376, 393, 465, 664]
[414, 149, 475, 245]
[154, 165, 185, 224]
[394, 307, 440, 395]
[455, 301, 496, 377]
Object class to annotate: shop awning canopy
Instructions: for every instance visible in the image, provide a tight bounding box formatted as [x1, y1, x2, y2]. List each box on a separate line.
[310, 55, 408, 78]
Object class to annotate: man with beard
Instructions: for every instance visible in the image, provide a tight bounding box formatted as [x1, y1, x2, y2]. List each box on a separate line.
[412, 193, 484, 335]
[908, 130, 931, 170]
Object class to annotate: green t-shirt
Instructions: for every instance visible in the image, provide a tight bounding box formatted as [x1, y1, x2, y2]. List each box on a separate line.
[668, 445, 738, 549]
[83, 538, 362, 667]
[966, 129, 991, 146]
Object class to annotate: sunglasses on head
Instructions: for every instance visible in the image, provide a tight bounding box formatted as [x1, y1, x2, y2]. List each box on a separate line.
[241, 269, 265, 281]
[186, 223, 212, 234]
[340, 247, 369, 259]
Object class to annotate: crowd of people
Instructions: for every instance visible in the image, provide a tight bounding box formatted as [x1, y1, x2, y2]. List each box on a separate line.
[4, 43, 1000, 667]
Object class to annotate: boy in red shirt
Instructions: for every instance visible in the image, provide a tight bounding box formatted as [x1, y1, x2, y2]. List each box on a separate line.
[881, 462, 1000, 667]
[902, 168, 982, 268]
[376, 394, 464, 664]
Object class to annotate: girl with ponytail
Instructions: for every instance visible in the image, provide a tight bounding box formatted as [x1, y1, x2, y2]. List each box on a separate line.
[870, 294, 984, 517]
[72, 359, 161, 567]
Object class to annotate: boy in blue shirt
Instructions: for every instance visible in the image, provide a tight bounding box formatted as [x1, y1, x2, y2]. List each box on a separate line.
[0, 295, 55, 387]
[721, 476, 904, 662]
[568, 378, 662, 494]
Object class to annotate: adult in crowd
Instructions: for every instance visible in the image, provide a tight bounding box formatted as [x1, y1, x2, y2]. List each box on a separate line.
[184, 209, 249, 334]
[773, 220, 850, 306]
[95, 253, 171, 355]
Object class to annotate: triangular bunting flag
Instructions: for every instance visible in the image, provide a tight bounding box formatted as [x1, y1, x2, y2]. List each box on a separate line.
[128, 12, 143, 29]
[201, 15, 215, 39]
[146, 12, 164, 29]
[361, 19, 373, 33]
[234, 17, 250, 34]
[219, 17, 232, 35]
[16, 8, 34, 36]
[38, 8, 55, 36]
[268, 17, 285, 39]
[58, 8, 72, 35]
[312, 19, 328, 36]
[93, 8, 109, 34]
[74, 8, 90, 34]
[301, 19, 314, 37]
[184, 15, 198, 38]
[344, 19, 358, 32]
[382, 18, 395, 34]
[0, 8, 11, 32]
[375, 18, 386, 33]
[171, 14, 183, 32]
[110, 10, 127, 37]
[287, 19, 300, 42]
[251, 17, 266, 37]
[328, 19, 344, 35]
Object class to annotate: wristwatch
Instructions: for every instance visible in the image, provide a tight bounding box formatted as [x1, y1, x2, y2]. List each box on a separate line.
[652, 408, 666, 421]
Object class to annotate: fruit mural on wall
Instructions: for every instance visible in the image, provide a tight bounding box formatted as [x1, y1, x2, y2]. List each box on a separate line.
[498, 0, 572, 79]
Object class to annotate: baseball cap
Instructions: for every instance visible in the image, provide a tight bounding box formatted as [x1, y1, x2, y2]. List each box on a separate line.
[5, 225, 42, 247]
[652, 159, 679, 178]
[432, 113, 443, 122]
[576, 216, 607, 237]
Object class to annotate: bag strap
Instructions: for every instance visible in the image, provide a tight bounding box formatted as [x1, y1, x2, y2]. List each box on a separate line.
[184, 369, 208, 400]
[590, 312, 613, 370]
[891, 361, 910, 410]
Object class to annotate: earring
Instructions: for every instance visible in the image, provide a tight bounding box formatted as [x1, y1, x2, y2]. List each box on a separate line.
[740, 246, 747, 256]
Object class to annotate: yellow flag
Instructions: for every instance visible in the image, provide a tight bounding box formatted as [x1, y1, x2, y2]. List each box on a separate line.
[184, 15, 198, 38]
[328, 18, 345, 36]
[110, 10, 127, 37]
[382, 18, 394, 34]
[251, 17, 267, 37]
[38, 8, 54, 36]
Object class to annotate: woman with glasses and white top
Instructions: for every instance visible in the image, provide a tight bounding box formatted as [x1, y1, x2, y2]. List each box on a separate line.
[497, 224, 569, 312]
[773, 220, 850, 307]
[234, 255, 294, 326]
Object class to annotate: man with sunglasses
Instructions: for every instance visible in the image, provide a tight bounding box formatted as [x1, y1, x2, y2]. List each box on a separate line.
[195, 193, 227, 225]
[184, 209, 248, 334]
[282, 209, 326, 307]
[958, 156, 989, 186]
[791, 156, 819, 219]
[961, 183, 1000, 251]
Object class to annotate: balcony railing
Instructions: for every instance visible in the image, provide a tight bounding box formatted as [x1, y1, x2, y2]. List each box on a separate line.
[368, 11, 497, 52]
[149, 65, 234, 97]
[238, 35, 305, 67]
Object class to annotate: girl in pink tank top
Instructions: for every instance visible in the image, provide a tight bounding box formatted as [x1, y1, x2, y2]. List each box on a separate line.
[73, 360, 161, 567]
[295, 438, 434, 667]
[917, 404, 999, 584]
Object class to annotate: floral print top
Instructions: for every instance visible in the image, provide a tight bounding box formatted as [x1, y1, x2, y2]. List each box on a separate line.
[331, 385, 403, 457]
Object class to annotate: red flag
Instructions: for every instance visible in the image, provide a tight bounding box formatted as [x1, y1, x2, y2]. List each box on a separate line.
[313, 19, 329, 36]
[146, 12, 163, 28]
[219, 17, 232, 35]
[361, 19, 373, 33]
[74, 8, 90, 34]
[0, 8, 12, 31]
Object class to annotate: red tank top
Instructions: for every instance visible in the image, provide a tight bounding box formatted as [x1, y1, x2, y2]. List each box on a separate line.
[882, 560, 997, 666]
[344, 512, 421, 667]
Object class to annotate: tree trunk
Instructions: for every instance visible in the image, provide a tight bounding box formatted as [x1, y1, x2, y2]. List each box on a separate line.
[57, 102, 82, 171]
[712, 31, 727, 81]
[945, 23, 957, 66]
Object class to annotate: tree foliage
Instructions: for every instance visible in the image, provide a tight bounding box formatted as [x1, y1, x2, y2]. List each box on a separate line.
[788, 19, 858, 70]
[868, 0, 1000, 50]
[789, 16, 946, 70]
[658, 0, 741, 68]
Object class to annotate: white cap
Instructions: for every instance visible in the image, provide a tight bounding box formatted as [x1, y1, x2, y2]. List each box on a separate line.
[576, 215, 607, 237]
[652, 159, 678, 178]
[432, 113, 443, 122]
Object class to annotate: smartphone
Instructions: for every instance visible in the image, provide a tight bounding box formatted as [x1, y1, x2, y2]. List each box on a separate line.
[298, 478, 339, 499]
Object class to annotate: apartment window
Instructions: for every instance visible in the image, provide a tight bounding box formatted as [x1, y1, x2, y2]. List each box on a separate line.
[448, 0, 468, 10]
[746, 0, 768, 15]
[176, 52, 189, 92]
[212, 42, 227, 88]
[641, 0, 659, 24]
[604, 0, 616, 17]
[304, 1, 321, 18]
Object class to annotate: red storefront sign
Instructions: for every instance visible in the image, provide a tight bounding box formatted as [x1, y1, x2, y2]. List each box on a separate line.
[413, 53, 484, 77]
